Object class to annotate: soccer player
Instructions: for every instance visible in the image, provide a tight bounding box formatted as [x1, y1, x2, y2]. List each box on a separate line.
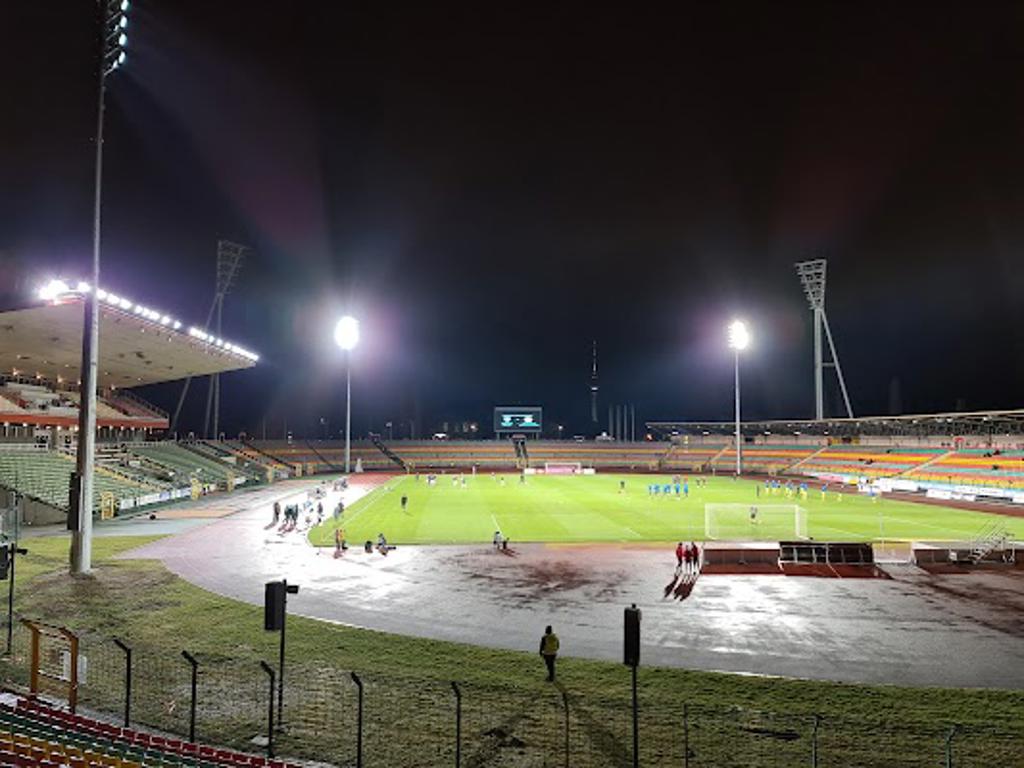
[663, 483, 672, 495]
[749, 506, 758, 524]
[619, 479, 626, 494]
[400, 494, 408, 513]
[683, 479, 689, 498]
[674, 482, 681, 497]
[675, 541, 684, 571]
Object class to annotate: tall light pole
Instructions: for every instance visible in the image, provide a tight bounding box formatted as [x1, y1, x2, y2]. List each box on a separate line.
[334, 316, 360, 474]
[71, 0, 132, 575]
[727, 320, 750, 476]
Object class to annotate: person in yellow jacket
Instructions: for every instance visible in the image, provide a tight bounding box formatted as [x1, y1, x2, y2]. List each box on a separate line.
[539, 625, 560, 682]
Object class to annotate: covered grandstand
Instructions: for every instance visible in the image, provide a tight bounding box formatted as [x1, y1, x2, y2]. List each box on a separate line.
[0, 288, 279, 523]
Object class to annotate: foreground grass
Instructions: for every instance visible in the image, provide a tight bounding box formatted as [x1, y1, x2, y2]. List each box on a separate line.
[5, 535, 1023, 767]
[309, 473, 1022, 546]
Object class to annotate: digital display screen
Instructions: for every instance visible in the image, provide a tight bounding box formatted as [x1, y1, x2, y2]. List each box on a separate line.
[494, 407, 542, 432]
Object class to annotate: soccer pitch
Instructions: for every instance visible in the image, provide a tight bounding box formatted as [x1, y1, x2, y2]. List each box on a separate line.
[307, 473, 1022, 546]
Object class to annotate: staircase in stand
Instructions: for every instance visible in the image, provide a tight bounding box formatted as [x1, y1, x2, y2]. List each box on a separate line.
[371, 435, 408, 471]
[898, 449, 955, 477]
[785, 444, 829, 474]
[512, 437, 528, 469]
[969, 522, 1013, 564]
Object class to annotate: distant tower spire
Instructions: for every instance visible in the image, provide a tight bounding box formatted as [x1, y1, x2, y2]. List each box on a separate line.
[590, 340, 599, 423]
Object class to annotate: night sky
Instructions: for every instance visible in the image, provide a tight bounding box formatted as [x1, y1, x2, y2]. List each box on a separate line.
[3, 3, 1023, 438]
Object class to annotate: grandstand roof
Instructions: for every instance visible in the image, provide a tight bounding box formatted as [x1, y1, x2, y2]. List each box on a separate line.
[647, 409, 1024, 437]
[0, 296, 257, 388]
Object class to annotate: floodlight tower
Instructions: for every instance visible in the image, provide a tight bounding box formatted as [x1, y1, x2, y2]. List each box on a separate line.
[727, 320, 750, 475]
[334, 316, 360, 474]
[203, 240, 248, 439]
[71, 0, 132, 575]
[589, 340, 599, 426]
[795, 259, 853, 420]
[169, 240, 247, 437]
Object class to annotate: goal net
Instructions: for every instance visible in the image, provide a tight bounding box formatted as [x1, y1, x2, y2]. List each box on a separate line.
[704, 503, 808, 540]
[544, 461, 583, 475]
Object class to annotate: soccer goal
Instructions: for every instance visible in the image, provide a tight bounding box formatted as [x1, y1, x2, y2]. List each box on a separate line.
[704, 503, 808, 540]
[544, 461, 583, 475]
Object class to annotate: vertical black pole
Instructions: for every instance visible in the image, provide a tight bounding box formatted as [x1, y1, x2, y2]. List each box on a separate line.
[278, 581, 286, 729]
[260, 661, 275, 759]
[683, 702, 690, 768]
[6, 542, 15, 656]
[451, 682, 461, 768]
[631, 664, 639, 768]
[811, 714, 820, 768]
[562, 690, 569, 768]
[113, 638, 131, 727]
[351, 672, 363, 768]
[182, 650, 198, 743]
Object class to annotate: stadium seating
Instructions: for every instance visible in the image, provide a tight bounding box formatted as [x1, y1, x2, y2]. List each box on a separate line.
[0, 694, 296, 767]
[795, 445, 944, 479]
[712, 444, 818, 474]
[128, 444, 242, 488]
[0, 445, 161, 512]
[219, 441, 291, 480]
[907, 448, 1024, 489]
[0, 380, 166, 428]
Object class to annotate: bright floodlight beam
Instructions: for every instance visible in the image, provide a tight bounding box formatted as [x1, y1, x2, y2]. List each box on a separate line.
[335, 316, 360, 474]
[727, 320, 750, 476]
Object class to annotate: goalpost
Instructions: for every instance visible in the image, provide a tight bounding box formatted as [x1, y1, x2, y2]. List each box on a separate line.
[544, 461, 583, 475]
[704, 503, 808, 540]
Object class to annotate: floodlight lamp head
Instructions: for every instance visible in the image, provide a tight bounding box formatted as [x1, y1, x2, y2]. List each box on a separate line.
[334, 315, 360, 351]
[727, 319, 750, 351]
[37, 279, 72, 302]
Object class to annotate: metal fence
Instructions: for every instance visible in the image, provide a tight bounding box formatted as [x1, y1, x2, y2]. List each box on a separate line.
[0, 620, 1021, 767]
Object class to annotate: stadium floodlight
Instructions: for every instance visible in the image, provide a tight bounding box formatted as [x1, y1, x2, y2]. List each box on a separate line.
[727, 319, 750, 476]
[72, 0, 134, 575]
[335, 315, 360, 474]
[37, 279, 72, 302]
[334, 315, 360, 351]
[727, 319, 750, 351]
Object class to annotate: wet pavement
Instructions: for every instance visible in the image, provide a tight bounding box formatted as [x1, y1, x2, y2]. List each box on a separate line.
[125, 476, 1024, 689]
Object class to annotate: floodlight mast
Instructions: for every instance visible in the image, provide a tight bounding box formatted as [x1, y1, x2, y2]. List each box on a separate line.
[795, 259, 853, 420]
[727, 320, 749, 476]
[334, 316, 360, 474]
[71, 0, 132, 576]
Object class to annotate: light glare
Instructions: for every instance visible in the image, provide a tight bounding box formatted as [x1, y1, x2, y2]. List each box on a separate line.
[728, 319, 750, 351]
[334, 315, 360, 351]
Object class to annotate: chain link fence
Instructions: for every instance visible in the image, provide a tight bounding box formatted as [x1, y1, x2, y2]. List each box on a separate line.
[0, 620, 1021, 767]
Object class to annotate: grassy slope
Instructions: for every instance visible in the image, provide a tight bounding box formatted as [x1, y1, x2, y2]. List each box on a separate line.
[309, 474, 1021, 546]
[5, 535, 1023, 767]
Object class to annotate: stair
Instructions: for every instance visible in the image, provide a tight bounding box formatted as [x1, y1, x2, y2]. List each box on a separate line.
[511, 437, 528, 469]
[968, 522, 1012, 564]
[657, 442, 677, 471]
[707, 442, 732, 472]
[371, 435, 408, 471]
[786, 444, 829, 474]
[898, 449, 955, 477]
[306, 441, 344, 472]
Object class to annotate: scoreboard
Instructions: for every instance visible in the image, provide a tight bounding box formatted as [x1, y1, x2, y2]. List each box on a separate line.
[494, 406, 543, 434]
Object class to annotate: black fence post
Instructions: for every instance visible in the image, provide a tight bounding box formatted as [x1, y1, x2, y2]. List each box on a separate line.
[945, 724, 959, 768]
[683, 703, 690, 768]
[351, 672, 363, 768]
[811, 714, 821, 768]
[562, 690, 570, 768]
[113, 638, 131, 728]
[260, 661, 275, 759]
[451, 682, 461, 768]
[631, 664, 639, 768]
[181, 650, 198, 743]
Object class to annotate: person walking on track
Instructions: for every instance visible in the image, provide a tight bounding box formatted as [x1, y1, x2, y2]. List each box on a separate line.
[539, 625, 560, 682]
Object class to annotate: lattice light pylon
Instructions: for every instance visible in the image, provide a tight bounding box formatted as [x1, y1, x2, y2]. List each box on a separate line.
[795, 259, 854, 419]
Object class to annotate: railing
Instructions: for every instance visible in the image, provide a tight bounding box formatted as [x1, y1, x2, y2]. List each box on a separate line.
[0, 621, 1020, 767]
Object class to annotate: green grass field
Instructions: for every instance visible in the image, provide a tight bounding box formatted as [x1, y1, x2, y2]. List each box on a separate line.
[309, 473, 1021, 546]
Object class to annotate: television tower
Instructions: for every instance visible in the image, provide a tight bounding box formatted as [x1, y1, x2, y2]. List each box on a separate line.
[589, 340, 599, 425]
[795, 258, 854, 419]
